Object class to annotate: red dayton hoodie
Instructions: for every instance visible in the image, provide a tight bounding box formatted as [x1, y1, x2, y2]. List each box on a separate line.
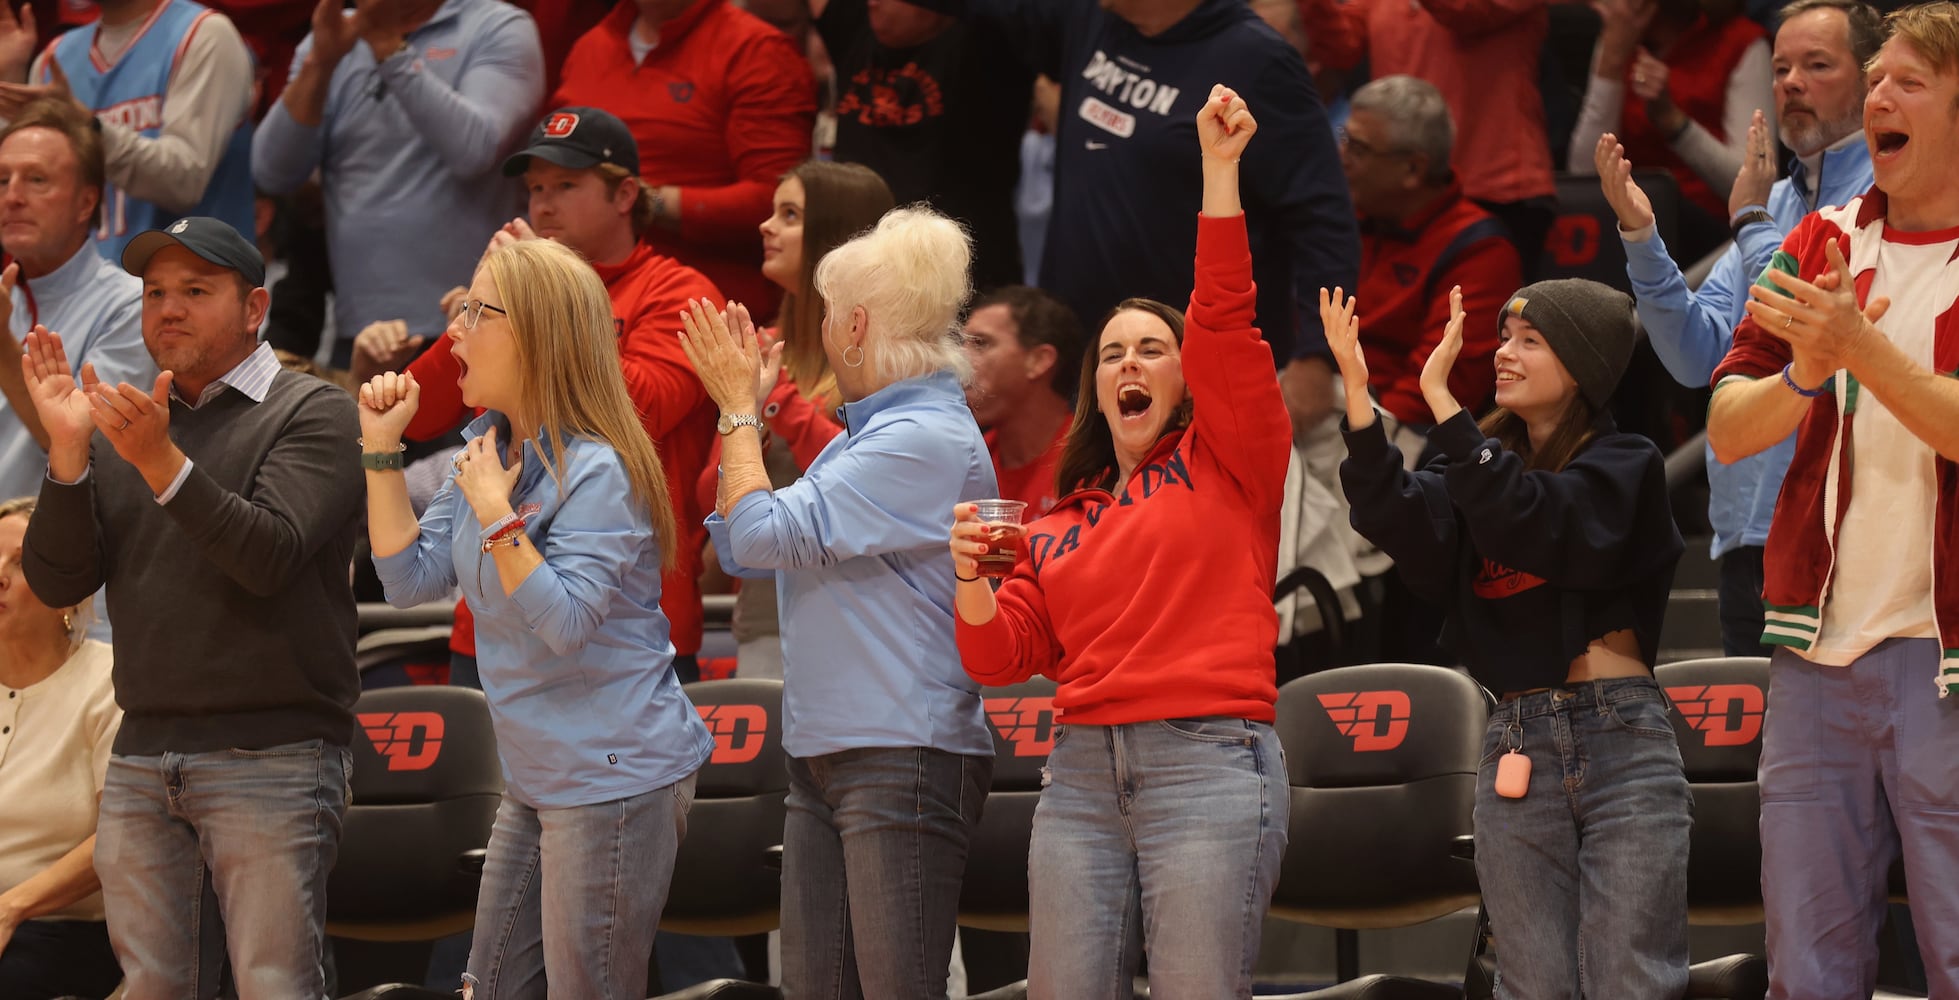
[957, 214, 1290, 725]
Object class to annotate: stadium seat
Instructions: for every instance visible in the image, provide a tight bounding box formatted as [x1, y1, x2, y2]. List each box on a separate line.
[1656, 656, 1773, 1000]
[650, 678, 789, 1000]
[328, 685, 503, 991]
[1538, 169, 1681, 290]
[1270, 663, 1487, 998]
[959, 677, 1058, 933]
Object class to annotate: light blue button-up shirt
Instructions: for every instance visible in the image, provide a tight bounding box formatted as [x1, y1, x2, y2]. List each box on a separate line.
[3, 244, 151, 501]
[374, 413, 713, 808]
[707, 370, 997, 759]
[1621, 139, 1874, 558]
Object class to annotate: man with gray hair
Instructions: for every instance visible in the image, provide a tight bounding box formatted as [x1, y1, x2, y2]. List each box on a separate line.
[1342, 75, 1520, 455]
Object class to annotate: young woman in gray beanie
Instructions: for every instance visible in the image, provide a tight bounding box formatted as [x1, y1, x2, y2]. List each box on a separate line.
[1326, 279, 1690, 998]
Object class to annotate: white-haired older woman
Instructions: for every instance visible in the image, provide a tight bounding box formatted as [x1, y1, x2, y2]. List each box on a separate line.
[680, 205, 998, 1000]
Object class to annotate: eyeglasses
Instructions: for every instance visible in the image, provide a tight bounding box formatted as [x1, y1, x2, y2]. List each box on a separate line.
[1337, 127, 1409, 161]
[457, 297, 508, 330]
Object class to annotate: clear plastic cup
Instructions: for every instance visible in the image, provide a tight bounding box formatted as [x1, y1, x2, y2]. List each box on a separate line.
[971, 499, 1030, 578]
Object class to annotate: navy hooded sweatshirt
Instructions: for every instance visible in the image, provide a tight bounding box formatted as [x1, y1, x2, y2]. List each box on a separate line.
[921, 0, 1358, 362]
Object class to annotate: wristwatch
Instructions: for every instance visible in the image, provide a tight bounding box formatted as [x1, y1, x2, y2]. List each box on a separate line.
[717, 412, 764, 436]
[1730, 209, 1775, 239]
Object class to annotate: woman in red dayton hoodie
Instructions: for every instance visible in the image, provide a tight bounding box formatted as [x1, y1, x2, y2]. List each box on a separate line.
[949, 85, 1290, 999]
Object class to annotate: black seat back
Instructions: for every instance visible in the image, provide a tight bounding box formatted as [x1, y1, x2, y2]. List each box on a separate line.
[1538, 169, 1680, 287]
[1655, 656, 1769, 924]
[329, 686, 503, 939]
[1272, 664, 1487, 928]
[663, 679, 788, 936]
[959, 677, 1059, 932]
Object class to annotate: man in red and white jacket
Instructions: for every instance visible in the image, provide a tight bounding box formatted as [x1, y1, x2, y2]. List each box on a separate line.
[1708, 6, 1959, 995]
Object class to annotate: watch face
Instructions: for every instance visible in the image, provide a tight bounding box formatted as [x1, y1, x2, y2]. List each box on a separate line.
[716, 414, 732, 434]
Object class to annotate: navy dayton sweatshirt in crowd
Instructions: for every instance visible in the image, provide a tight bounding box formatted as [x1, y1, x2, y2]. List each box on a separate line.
[923, 0, 1358, 363]
[1340, 409, 1685, 695]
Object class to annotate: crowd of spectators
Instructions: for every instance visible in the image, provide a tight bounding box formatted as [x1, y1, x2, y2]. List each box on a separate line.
[2, 0, 1955, 994]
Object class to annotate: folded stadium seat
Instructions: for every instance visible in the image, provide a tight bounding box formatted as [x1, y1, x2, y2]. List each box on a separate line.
[355, 624, 455, 689]
[959, 676, 1058, 934]
[1268, 663, 1487, 998]
[649, 678, 790, 1000]
[328, 685, 503, 993]
[1655, 656, 1772, 1000]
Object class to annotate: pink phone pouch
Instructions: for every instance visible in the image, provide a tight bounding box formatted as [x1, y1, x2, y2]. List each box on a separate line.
[1495, 749, 1531, 799]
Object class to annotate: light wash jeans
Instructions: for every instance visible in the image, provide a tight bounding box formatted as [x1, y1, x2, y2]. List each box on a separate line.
[1760, 638, 1959, 999]
[1475, 677, 1692, 999]
[462, 775, 697, 1000]
[94, 740, 353, 1000]
[1027, 718, 1288, 1000]
[780, 747, 990, 1000]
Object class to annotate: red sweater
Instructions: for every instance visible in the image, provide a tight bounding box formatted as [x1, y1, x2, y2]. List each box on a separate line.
[958, 215, 1289, 724]
[405, 243, 722, 658]
[553, 0, 815, 320]
[1357, 183, 1519, 425]
[986, 423, 1069, 517]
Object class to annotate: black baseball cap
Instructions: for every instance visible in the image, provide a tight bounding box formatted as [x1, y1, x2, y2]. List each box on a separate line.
[501, 106, 639, 177]
[121, 217, 265, 288]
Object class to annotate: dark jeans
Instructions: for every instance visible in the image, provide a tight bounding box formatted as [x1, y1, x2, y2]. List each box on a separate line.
[1717, 546, 1773, 658]
[781, 747, 990, 1000]
[0, 918, 123, 1000]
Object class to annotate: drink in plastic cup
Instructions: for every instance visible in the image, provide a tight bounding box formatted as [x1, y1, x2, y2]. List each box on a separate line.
[972, 499, 1029, 578]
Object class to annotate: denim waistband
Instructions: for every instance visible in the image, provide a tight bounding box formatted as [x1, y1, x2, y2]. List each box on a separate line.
[1492, 676, 1665, 723]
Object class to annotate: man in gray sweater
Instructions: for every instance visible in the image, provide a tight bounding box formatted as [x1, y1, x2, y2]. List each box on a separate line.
[18, 216, 362, 1000]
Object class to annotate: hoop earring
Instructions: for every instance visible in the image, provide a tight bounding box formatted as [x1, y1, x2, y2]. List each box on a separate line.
[841, 345, 864, 369]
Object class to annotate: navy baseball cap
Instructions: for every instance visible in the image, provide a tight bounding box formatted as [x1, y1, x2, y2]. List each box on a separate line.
[121, 217, 265, 288]
[501, 106, 640, 177]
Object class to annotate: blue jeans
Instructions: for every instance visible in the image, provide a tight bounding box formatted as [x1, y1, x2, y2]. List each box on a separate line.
[95, 740, 352, 1000]
[1759, 638, 1959, 999]
[1475, 678, 1691, 1000]
[780, 747, 990, 1000]
[1027, 718, 1288, 1000]
[462, 776, 697, 1000]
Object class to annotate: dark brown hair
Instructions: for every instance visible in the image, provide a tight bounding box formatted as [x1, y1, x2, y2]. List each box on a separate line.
[1055, 298, 1192, 494]
[1475, 395, 1600, 473]
[776, 161, 895, 406]
[969, 285, 1087, 397]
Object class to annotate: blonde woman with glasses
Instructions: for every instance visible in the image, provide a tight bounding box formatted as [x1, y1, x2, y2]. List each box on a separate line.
[357, 239, 715, 1000]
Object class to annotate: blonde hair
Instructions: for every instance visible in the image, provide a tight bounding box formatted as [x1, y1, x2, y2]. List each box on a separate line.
[0, 496, 92, 650]
[1874, 2, 1959, 78]
[813, 205, 974, 387]
[480, 240, 678, 566]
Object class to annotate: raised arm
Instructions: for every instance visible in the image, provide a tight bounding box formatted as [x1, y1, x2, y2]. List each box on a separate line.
[1185, 85, 1292, 500]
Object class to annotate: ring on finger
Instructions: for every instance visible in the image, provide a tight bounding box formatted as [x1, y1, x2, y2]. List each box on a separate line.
[453, 453, 466, 472]
[1785, 314, 1794, 329]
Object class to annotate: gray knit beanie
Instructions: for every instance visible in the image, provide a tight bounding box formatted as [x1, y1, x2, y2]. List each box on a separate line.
[1498, 279, 1638, 409]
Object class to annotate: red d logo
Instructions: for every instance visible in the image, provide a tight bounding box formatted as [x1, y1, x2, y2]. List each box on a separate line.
[1316, 691, 1412, 752]
[985, 696, 1057, 757]
[1666, 684, 1765, 747]
[696, 704, 767, 764]
[358, 711, 445, 771]
[543, 112, 579, 138]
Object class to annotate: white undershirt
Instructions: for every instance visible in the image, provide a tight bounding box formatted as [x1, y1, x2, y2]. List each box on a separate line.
[1810, 233, 1949, 664]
